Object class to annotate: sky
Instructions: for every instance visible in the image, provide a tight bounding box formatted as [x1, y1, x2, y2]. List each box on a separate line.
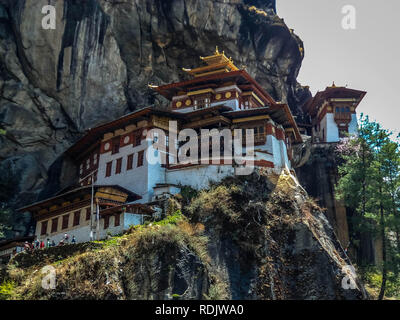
[277, 0, 400, 136]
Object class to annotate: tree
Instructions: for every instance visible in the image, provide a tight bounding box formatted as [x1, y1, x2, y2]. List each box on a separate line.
[336, 115, 400, 299]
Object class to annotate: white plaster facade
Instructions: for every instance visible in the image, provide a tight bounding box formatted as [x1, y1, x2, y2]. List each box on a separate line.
[314, 113, 358, 143]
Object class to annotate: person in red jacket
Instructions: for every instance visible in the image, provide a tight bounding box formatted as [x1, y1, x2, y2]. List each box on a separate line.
[40, 240, 45, 249]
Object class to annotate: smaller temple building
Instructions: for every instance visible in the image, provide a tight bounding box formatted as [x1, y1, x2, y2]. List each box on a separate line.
[301, 83, 366, 143]
[18, 185, 153, 244]
[0, 236, 33, 264]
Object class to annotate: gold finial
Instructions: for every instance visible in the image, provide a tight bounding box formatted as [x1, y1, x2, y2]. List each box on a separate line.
[182, 68, 192, 72]
[332, 81, 336, 87]
[215, 46, 219, 54]
[148, 84, 158, 88]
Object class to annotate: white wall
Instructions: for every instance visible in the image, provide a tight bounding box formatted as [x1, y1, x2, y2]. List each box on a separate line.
[35, 211, 142, 244]
[97, 140, 149, 201]
[348, 113, 358, 136]
[166, 165, 235, 190]
[319, 113, 340, 143]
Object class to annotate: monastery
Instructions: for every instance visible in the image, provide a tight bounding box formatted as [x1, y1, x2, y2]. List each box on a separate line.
[16, 49, 366, 245]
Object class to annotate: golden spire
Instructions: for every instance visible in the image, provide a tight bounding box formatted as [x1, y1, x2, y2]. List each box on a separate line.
[184, 48, 239, 78]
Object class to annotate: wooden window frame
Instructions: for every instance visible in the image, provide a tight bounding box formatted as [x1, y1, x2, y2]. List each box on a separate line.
[137, 150, 144, 167]
[105, 161, 112, 177]
[127, 154, 134, 170]
[134, 131, 142, 147]
[104, 216, 110, 230]
[112, 138, 120, 155]
[41, 220, 48, 235]
[114, 213, 120, 227]
[86, 208, 91, 221]
[62, 214, 69, 230]
[73, 211, 80, 227]
[51, 218, 58, 233]
[116, 158, 122, 174]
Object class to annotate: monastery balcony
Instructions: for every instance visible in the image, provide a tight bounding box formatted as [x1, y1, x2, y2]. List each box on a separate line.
[334, 112, 352, 122]
[242, 134, 266, 146]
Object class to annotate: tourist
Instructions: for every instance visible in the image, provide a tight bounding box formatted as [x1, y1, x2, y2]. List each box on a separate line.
[64, 233, 69, 243]
[51, 240, 56, 247]
[24, 241, 31, 252]
[34, 238, 40, 249]
[46, 238, 51, 248]
[71, 235, 76, 244]
[40, 240, 45, 249]
[58, 239, 64, 246]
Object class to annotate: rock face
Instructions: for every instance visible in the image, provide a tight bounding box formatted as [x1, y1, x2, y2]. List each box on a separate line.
[296, 144, 378, 266]
[0, 0, 310, 237]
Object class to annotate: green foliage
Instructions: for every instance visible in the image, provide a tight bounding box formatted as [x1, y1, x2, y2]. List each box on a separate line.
[0, 281, 16, 300]
[361, 266, 400, 299]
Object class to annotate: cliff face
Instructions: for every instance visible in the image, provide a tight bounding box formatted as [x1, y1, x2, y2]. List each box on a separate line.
[0, 0, 310, 234]
[296, 144, 378, 266]
[2, 172, 367, 300]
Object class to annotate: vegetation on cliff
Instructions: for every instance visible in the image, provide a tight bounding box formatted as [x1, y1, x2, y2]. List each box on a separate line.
[1, 171, 367, 300]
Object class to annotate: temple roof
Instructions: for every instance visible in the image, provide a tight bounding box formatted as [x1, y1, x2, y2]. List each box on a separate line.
[222, 105, 302, 143]
[66, 107, 185, 159]
[182, 47, 239, 78]
[153, 69, 276, 104]
[302, 85, 366, 116]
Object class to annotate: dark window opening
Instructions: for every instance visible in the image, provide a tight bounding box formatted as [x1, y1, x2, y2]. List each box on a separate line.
[86, 208, 91, 221]
[134, 131, 142, 147]
[106, 161, 112, 177]
[127, 154, 134, 170]
[137, 150, 144, 167]
[51, 218, 58, 233]
[73, 211, 80, 226]
[112, 138, 120, 154]
[104, 216, 110, 229]
[41, 221, 48, 235]
[62, 214, 69, 230]
[116, 158, 122, 174]
[115, 214, 120, 227]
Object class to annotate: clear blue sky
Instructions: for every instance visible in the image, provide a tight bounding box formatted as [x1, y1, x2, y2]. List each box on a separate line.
[277, 0, 400, 136]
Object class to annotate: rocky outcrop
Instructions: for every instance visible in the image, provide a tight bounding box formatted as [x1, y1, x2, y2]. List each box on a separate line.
[0, 1, 311, 239]
[185, 171, 367, 299]
[2, 171, 367, 300]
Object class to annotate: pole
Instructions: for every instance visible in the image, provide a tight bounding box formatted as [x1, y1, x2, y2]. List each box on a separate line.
[96, 198, 100, 241]
[90, 171, 94, 241]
